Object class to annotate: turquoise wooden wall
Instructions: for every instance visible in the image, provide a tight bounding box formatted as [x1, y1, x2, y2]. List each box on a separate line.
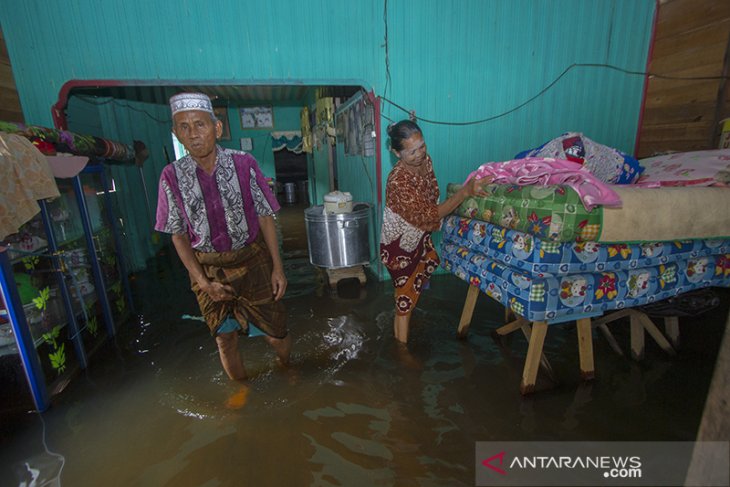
[1, 0, 656, 278]
[220, 105, 303, 179]
[66, 96, 176, 271]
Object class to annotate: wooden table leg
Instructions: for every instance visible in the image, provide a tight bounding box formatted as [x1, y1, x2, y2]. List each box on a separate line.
[576, 318, 595, 380]
[595, 323, 624, 356]
[504, 307, 516, 323]
[520, 321, 548, 395]
[457, 284, 480, 338]
[521, 322, 557, 383]
[629, 311, 645, 361]
[495, 317, 528, 337]
[592, 308, 632, 327]
[664, 316, 680, 349]
[637, 312, 676, 356]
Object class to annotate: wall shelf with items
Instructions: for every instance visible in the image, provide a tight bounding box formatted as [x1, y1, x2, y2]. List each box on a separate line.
[0, 157, 134, 412]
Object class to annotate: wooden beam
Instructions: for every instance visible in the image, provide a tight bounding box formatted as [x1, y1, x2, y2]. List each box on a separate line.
[520, 321, 548, 395]
[457, 284, 479, 338]
[576, 318, 595, 381]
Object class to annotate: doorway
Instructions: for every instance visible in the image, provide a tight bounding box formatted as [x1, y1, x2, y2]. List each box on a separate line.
[273, 149, 308, 205]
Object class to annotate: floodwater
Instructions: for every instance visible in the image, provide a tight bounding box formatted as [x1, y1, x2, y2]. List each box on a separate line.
[0, 202, 728, 486]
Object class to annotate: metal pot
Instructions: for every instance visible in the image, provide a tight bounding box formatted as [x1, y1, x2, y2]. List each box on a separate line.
[304, 203, 371, 269]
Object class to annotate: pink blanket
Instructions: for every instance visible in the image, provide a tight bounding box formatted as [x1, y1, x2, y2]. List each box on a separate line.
[465, 157, 622, 211]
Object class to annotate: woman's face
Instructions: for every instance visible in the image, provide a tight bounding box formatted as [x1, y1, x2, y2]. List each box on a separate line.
[396, 133, 427, 166]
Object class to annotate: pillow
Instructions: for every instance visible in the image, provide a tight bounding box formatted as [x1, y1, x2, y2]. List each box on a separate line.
[636, 150, 730, 187]
[515, 132, 641, 184]
[614, 153, 644, 184]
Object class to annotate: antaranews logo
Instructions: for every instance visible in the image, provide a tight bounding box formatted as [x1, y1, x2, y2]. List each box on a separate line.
[480, 450, 642, 480]
[476, 441, 729, 487]
[481, 451, 507, 475]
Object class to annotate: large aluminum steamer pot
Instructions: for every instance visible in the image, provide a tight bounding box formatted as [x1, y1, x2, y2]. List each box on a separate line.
[304, 203, 371, 269]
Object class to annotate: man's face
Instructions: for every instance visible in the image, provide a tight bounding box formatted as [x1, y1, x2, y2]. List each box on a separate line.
[172, 110, 222, 161]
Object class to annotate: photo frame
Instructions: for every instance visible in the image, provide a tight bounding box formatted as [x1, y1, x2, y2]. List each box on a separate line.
[213, 107, 231, 140]
[240, 137, 253, 151]
[240, 106, 274, 129]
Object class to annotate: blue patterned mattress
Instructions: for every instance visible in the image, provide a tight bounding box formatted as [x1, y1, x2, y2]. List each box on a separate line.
[441, 216, 730, 323]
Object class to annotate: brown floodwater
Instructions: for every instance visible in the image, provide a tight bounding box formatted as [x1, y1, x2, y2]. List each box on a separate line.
[0, 203, 727, 486]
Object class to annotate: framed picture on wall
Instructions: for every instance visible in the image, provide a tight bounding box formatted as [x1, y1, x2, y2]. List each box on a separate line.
[213, 107, 231, 140]
[240, 137, 253, 151]
[240, 106, 274, 129]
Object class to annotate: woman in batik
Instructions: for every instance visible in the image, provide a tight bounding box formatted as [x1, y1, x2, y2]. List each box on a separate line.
[380, 120, 489, 343]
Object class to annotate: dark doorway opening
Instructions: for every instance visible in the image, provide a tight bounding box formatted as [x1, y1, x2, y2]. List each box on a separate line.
[273, 149, 308, 205]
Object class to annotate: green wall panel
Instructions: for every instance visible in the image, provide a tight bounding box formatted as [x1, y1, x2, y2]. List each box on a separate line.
[1, 0, 656, 279]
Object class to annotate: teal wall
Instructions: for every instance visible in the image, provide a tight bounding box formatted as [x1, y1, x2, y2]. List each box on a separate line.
[219, 105, 303, 179]
[1, 0, 656, 277]
[66, 96, 176, 271]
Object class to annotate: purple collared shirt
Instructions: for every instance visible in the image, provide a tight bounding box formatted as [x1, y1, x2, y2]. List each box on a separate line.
[155, 147, 280, 252]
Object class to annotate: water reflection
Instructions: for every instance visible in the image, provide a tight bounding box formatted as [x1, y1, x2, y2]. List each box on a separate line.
[1, 247, 726, 486]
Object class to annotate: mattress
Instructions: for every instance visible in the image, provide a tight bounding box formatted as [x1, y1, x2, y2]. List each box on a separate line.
[442, 215, 730, 278]
[449, 183, 730, 243]
[441, 219, 730, 323]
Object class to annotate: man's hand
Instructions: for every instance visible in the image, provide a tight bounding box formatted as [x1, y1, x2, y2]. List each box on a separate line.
[271, 267, 287, 301]
[202, 281, 236, 302]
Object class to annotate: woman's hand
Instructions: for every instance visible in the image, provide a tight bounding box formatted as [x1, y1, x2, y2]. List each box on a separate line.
[462, 176, 492, 198]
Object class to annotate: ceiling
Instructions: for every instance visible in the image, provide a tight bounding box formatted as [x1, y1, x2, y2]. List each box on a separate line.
[69, 84, 362, 107]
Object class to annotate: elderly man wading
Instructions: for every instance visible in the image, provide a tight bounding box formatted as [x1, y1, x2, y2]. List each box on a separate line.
[156, 93, 291, 384]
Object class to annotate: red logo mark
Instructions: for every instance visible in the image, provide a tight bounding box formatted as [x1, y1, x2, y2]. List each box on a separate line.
[482, 451, 507, 475]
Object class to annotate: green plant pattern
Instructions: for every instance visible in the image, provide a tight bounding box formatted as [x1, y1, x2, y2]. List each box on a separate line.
[41, 324, 66, 375]
[48, 344, 66, 374]
[32, 287, 50, 311]
[22, 255, 40, 271]
[85, 303, 98, 337]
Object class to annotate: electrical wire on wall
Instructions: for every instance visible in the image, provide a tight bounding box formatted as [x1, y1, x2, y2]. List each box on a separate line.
[74, 94, 171, 125]
[378, 62, 730, 127]
[382, 0, 391, 102]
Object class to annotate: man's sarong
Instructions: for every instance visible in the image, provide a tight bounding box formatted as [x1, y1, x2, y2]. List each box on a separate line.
[380, 232, 440, 316]
[192, 236, 287, 338]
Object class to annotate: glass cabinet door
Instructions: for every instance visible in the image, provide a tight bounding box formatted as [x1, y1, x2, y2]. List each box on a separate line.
[51, 165, 131, 335]
[44, 182, 110, 356]
[1, 210, 87, 402]
[76, 166, 133, 329]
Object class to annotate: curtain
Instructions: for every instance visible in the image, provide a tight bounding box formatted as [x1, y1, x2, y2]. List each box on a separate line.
[271, 131, 303, 154]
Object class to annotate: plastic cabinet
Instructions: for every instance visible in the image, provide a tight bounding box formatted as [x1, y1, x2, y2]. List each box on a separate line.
[0, 159, 133, 411]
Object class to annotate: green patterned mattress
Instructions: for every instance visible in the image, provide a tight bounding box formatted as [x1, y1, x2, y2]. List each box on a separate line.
[448, 183, 730, 243]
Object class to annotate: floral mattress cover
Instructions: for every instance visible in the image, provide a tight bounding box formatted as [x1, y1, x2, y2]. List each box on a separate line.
[441, 217, 730, 323]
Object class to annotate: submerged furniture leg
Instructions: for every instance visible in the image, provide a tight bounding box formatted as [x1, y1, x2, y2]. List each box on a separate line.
[664, 316, 680, 349]
[495, 317, 528, 337]
[457, 284, 480, 338]
[504, 307, 515, 323]
[637, 312, 676, 356]
[595, 323, 624, 356]
[592, 308, 632, 327]
[629, 312, 645, 361]
[520, 321, 548, 395]
[521, 322, 556, 383]
[576, 318, 595, 380]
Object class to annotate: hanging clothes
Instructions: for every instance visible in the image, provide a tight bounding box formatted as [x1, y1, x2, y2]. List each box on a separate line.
[0, 132, 60, 241]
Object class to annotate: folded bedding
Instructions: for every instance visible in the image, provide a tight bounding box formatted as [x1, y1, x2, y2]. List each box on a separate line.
[450, 184, 730, 243]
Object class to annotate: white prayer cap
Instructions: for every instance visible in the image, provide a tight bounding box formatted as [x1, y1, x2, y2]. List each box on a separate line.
[169, 92, 214, 116]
